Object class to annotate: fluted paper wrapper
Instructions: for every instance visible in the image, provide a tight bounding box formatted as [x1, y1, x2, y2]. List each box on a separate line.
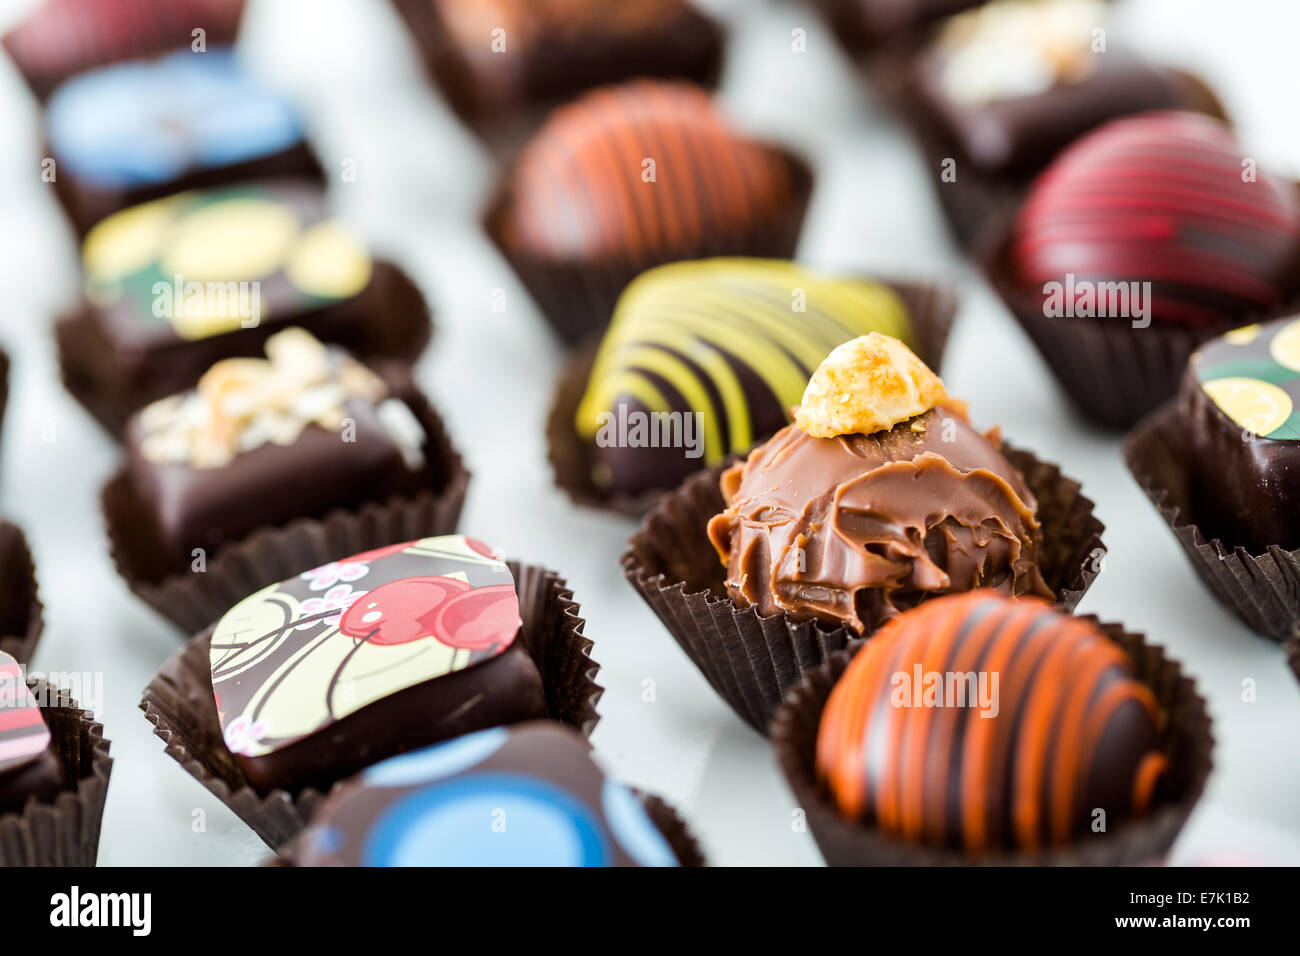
[1124, 401, 1300, 642]
[547, 279, 959, 516]
[771, 619, 1212, 865]
[0, 679, 113, 867]
[622, 443, 1106, 733]
[485, 148, 814, 346]
[103, 387, 469, 635]
[0, 521, 43, 666]
[141, 561, 602, 849]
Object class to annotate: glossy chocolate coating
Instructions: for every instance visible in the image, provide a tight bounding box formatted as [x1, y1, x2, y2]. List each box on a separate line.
[125, 395, 425, 573]
[498, 80, 795, 262]
[708, 408, 1051, 633]
[0, 746, 66, 815]
[914, 49, 1193, 177]
[1012, 112, 1300, 327]
[289, 722, 679, 866]
[0, 652, 66, 814]
[395, 0, 722, 122]
[576, 259, 915, 497]
[1178, 317, 1300, 551]
[817, 591, 1167, 852]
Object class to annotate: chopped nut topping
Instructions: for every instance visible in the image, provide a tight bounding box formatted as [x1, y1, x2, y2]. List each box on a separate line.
[137, 327, 388, 470]
[794, 333, 948, 438]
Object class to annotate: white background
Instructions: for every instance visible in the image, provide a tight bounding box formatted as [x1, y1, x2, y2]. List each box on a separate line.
[0, 0, 1296, 866]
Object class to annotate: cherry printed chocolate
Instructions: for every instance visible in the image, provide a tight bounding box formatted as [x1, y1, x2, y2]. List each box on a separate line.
[287, 723, 683, 867]
[210, 535, 547, 793]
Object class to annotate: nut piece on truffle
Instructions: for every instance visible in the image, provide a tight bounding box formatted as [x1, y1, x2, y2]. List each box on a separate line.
[794, 333, 947, 438]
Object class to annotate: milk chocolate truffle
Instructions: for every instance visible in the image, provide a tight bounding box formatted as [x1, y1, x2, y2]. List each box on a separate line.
[2, 0, 246, 101]
[816, 591, 1168, 853]
[491, 80, 809, 343]
[574, 258, 915, 498]
[120, 328, 429, 575]
[287, 723, 683, 867]
[211, 536, 548, 794]
[0, 651, 66, 815]
[1012, 112, 1300, 328]
[46, 49, 321, 236]
[707, 335, 1050, 633]
[394, 0, 723, 126]
[57, 179, 430, 434]
[1177, 317, 1300, 552]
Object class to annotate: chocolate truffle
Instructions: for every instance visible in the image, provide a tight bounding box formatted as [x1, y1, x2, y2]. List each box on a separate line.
[393, 0, 723, 125]
[57, 179, 429, 433]
[1012, 112, 1300, 327]
[2, 0, 246, 101]
[707, 334, 1050, 633]
[0, 651, 66, 815]
[813, 0, 984, 53]
[46, 49, 321, 235]
[912, 0, 1221, 177]
[287, 722, 680, 866]
[122, 328, 429, 575]
[1177, 317, 1300, 551]
[491, 80, 809, 342]
[816, 591, 1168, 853]
[211, 536, 548, 794]
[574, 258, 916, 498]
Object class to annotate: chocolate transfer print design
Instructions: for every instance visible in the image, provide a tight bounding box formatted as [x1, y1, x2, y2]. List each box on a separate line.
[1189, 318, 1300, 441]
[211, 535, 522, 760]
[293, 723, 680, 867]
[0, 651, 50, 774]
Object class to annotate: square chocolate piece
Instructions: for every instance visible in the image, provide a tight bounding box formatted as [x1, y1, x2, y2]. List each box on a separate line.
[210, 536, 549, 794]
[57, 179, 430, 435]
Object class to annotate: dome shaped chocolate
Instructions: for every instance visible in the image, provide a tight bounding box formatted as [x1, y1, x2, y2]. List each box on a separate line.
[1012, 112, 1300, 327]
[816, 591, 1168, 852]
[498, 80, 798, 261]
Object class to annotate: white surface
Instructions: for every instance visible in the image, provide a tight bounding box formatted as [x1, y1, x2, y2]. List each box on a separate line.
[0, 0, 1296, 866]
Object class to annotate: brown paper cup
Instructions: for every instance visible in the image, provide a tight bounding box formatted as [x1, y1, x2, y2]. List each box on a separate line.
[55, 262, 433, 440]
[1124, 401, 1300, 642]
[485, 148, 814, 346]
[141, 561, 602, 849]
[0, 521, 43, 666]
[770, 618, 1213, 865]
[980, 216, 1242, 429]
[0, 678, 113, 867]
[390, 0, 726, 161]
[622, 441, 1106, 733]
[103, 387, 469, 635]
[547, 278, 960, 516]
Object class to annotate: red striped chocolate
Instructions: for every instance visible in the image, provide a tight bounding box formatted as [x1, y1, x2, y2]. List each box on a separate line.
[0, 651, 50, 773]
[1012, 112, 1300, 327]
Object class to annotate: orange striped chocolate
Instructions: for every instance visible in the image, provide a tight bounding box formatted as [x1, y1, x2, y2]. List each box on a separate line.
[816, 591, 1168, 853]
[501, 79, 794, 260]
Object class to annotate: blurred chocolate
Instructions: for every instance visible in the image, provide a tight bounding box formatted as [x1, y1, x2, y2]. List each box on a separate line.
[210, 536, 547, 795]
[3, 0, 246, 101]
[489, 80, 811, 343]
[812, 0, 986, 55]
[56, 179, 430, 436]
[46, 49, 322, 236]
[814, 591, 1169, 853]
[393, 0, 723, 139]
[285, 722, 683, 866]
[0, 652, 66, 815]
[1010, 111, 1300, 328]
[573, 258, 918, 498]
[1177, 317, 1300, 552]
[120, 329, 431, 576]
